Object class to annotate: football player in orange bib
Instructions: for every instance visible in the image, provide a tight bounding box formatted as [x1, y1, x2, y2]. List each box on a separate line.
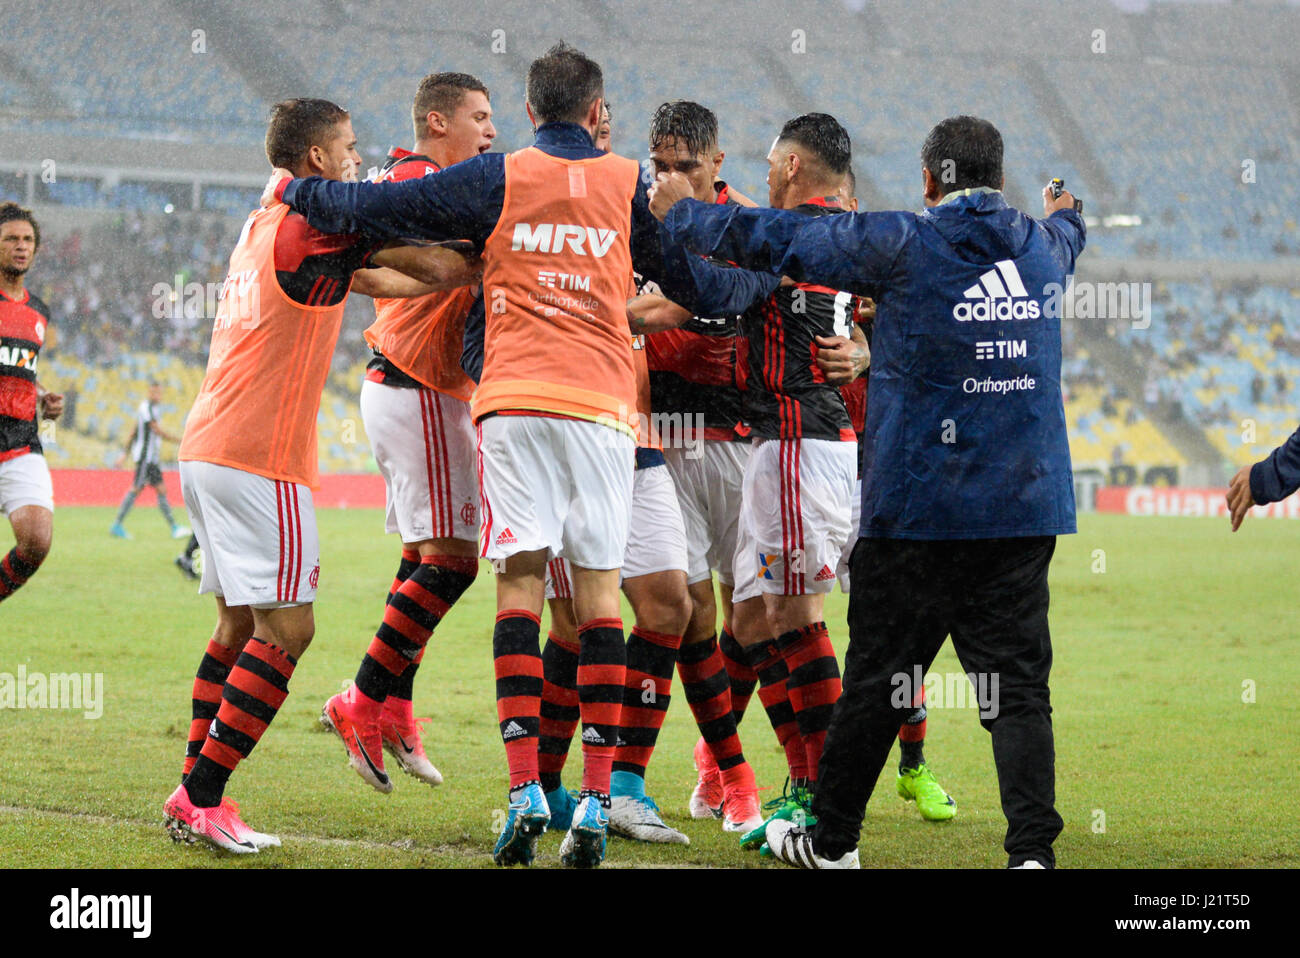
[321, 72, 496, 797]
[163, 98, 480, 854]
[536, 101, 765, 846]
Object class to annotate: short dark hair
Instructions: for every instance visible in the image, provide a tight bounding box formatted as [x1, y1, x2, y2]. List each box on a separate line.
[526, 42, 603, 126]
[777, 113, 852, 179]
[648, 100, 718, 158]
[265, 98, 350, 170]
[413, 71, 488, 126]
[0, 202, 39, 250]
[921, 115, 1003, 193]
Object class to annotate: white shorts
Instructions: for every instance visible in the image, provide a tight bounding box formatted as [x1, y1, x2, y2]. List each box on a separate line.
[545, 556, 573, 600]
[477, 414, 634, 570]
[732, 438, 857, 604]
[837, 478, 862, 593]
[360, 379, 479, 544]
[0, 453, 53, 516]
[662, 440, 750, 587]
[544, 460, 688, 598]
[180, 460, 319, 609]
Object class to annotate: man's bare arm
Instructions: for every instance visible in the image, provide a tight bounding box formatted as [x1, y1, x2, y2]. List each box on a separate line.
[627, 293, 693, 334]
[353, 244, 483, 298]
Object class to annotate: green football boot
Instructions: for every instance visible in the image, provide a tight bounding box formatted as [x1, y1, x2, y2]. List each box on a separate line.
[896, 763, 956, 821]
[740, 779, 816, 850]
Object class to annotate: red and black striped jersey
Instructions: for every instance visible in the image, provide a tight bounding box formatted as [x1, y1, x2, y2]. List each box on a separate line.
[272, 212, 379, 306]
[0, 288, 51, 460]
[644, 182, 748, 442]
[365, 148, 442, 388]
[741, 198, 855, 442]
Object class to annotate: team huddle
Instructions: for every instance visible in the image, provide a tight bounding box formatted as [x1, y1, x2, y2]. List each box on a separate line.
[151, 41, 969, 869]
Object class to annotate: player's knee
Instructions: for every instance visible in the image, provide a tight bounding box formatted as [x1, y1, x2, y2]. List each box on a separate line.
[685, 583, 718, 640]
[213, 607, 254, 650]
[643, 589, 692, 637]
[14, 530, 50, 565]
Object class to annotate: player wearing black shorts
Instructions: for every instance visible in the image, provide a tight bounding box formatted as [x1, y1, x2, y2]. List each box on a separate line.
[111, 380, 188, 540]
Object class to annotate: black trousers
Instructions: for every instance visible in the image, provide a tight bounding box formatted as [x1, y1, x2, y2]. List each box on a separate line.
[811, 535, 1064, 867]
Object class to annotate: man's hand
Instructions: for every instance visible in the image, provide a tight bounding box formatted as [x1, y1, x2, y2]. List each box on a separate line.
[261, 167, 294, 208]
[1227, 464, 1257, 532]
[857, 296, 876, 324]
[39, 392, 63, 421]
[648, 171, 694, 222]
[1042, 185, 1078, 217]
[815, 334, 869, 385]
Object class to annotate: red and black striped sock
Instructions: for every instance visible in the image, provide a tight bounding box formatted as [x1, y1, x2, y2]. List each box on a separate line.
[748, 639, 809, 781]
[183, 639, 241, 780]
[677, 635, 745, 772]
[387, 547, 421, 602]
[539, 631, 580, 793]
[353, 554, 478, 706]
[899, 689, 927, 770]
[719, 626, 757, 724]
[386, 647, 425, 713]
[185, 638, 296, 808]
[613, 627, 682, 779]
[0, 547, 41, 602]
[494, 610, 543, 789]
[777, 622, 842, 783]
[576, 618, 625, 800]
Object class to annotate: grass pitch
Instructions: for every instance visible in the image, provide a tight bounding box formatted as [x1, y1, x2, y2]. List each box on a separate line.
[1, 507, 1297, 868]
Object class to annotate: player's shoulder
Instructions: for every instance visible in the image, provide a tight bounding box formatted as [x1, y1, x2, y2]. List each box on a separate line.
[275, 209, 362, 258]
[380, 150, 441, 183]
[2, 289, 51, 320]
[24, 291, 51, 319]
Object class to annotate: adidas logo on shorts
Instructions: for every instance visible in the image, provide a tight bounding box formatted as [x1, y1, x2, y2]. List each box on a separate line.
[581, 727, 605, 745]
[814, 565, 836, 582]
[501, 720, 527, 740]
[495, 527, 517, 546]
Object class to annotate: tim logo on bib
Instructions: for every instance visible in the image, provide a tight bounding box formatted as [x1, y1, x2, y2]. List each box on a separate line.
[510, 223, 619, 258]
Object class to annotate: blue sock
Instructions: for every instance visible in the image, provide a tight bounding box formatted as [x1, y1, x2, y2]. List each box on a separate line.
[610, 769, 646, 799]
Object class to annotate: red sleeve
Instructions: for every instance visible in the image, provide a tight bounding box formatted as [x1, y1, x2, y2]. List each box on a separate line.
[273, 212, 374, 274]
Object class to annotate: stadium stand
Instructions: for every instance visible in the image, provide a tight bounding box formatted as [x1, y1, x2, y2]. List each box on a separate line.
[2, 0, 1296, 482]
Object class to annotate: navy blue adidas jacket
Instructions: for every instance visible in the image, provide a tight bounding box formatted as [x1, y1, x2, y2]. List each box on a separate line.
[1251, 427, 1300, 504]
[662, 189, 1086, 540]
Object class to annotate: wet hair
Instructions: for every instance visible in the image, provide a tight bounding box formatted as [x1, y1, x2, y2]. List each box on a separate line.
[920, 115, 1003, 193]
[413, 72, 489, 126]
[265, 98, 350, 169]
[526, 42, 603, 125]
[648, 100, 718, 157]
[777, 113, 851, 177]
[0, 202, 39, 250]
